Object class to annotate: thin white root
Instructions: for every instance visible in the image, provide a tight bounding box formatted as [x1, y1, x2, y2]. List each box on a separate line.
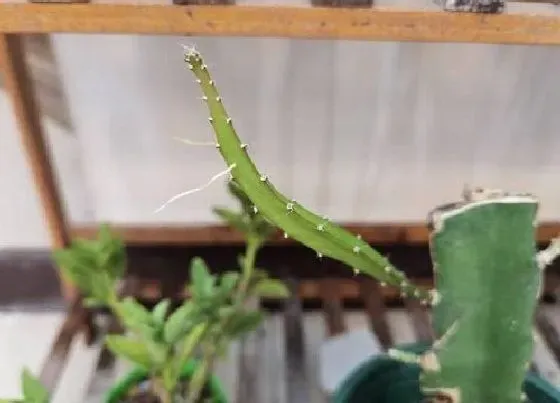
[154, 164, 236, 213]
[173, 137, 216, 147]
[537, 236, 560, 270]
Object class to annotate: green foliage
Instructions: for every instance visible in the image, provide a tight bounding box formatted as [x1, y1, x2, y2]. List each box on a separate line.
[21, 370, 48, 403]
[224, 311, 264, 338]
[163, 301, 196, 344]
[0, 369, 49, 403]
[51, 223, 125, 305]
[213, 180, 276, 243]
[152, 299, 171, 326]
[105, 335, 156, 369]
[253, 278, 290, 298]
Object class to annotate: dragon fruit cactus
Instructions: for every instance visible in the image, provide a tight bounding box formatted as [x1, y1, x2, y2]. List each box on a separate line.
[179, 46, 560, 403]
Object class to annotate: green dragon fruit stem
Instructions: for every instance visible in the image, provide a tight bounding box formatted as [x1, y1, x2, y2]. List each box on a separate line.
[418, 189, 540, 403]
[182, 46, 434, 304]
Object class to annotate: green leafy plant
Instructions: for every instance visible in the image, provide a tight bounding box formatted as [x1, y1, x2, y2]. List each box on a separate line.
[0, 368, 49, 403]
[52, 183, 288, 402]
[182, 46, 560, 403]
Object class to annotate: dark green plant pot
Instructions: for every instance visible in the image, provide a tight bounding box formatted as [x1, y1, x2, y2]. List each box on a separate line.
[105, 360, 228, 403]
[333, 342, 560, 403]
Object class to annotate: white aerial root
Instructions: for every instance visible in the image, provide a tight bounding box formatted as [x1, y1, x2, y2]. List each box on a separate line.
[154, 164, 236, 213]
[173, 137, 215, 147]
[537, 236, 560, 271]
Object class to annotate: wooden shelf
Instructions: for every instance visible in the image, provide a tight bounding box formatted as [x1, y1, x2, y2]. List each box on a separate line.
[1, 4, 560, 45]
[70, 222, 560, 245]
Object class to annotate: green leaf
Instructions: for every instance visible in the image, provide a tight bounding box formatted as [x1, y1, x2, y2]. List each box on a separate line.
[116, 298, 159, 339]
[190, 258, 214, 298]
[177, 324, 207, 367]
[144, 340, 168, 366]
[89, 271, 114, 303]
[218, 306, 236, 320]
[163, 302, 196, 344]
[220, 272, 240, 294]
[97, 224, 127, 280]
[105, 335, 153, 369]
[52, 249, 95, 297]
[162, 365, 178, 394]
[254, 216, 276, 240]
[227, 180, 254, 216]
[212, 207, 250, 234]
[119, 297, 153, 326]
[226, 311, 264, 338]
[152, 299, 171, 326]
[21, 368, 48, 403]
[253, 278, 290, 299]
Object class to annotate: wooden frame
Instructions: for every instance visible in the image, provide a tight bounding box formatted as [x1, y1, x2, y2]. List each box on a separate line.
[1, 4, 560, 45]
[1, 2, 560, 361]
[71, 222, 560, 245]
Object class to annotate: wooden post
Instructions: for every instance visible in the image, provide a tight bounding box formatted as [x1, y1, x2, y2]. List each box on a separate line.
[0, 33, 76, 301]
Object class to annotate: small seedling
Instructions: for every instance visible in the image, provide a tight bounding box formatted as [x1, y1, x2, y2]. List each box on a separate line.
[52, 183, 288, 402]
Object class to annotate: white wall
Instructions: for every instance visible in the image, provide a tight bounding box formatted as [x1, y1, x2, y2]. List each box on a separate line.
[2, 31, 560, 248]
[0, 91, 50, 248]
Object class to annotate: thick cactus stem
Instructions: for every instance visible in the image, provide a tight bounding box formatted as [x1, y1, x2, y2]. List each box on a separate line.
[182, 46, 432, 302]
[423, 189, 540, 403]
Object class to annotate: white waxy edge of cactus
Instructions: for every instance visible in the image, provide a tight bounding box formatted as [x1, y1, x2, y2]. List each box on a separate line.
[431, 194, 538, 234]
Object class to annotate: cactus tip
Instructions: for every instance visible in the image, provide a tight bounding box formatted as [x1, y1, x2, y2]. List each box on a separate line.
[181, 43, 200, 58]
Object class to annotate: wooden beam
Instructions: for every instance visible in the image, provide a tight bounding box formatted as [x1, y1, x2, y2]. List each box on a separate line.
[120, 274, 560, 304]
[70, 222, 560, 245]
[1, 4, 560, 45]
[0, 34, 76, 301]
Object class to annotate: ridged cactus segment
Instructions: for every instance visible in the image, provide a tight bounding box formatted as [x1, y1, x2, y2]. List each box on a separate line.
[422, 190, 540, 403]
[183, 46, 432, 302]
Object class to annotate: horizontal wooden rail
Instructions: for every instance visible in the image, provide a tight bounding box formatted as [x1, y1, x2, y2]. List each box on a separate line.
[1, 4, 560, 45]
[117, 274, 560, 305]
[71, 222, 560, 245]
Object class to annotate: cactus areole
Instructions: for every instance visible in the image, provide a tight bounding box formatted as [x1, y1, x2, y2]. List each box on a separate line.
[182, 47, 560, 403]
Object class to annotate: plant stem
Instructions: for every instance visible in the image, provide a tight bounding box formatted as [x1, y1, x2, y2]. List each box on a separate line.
[236, 235, 260, 301]
[152, 377, 172, 403]
[186, 343, 216, 403]
[166, 323, 210, 396]
[184, 236, 261, 402]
